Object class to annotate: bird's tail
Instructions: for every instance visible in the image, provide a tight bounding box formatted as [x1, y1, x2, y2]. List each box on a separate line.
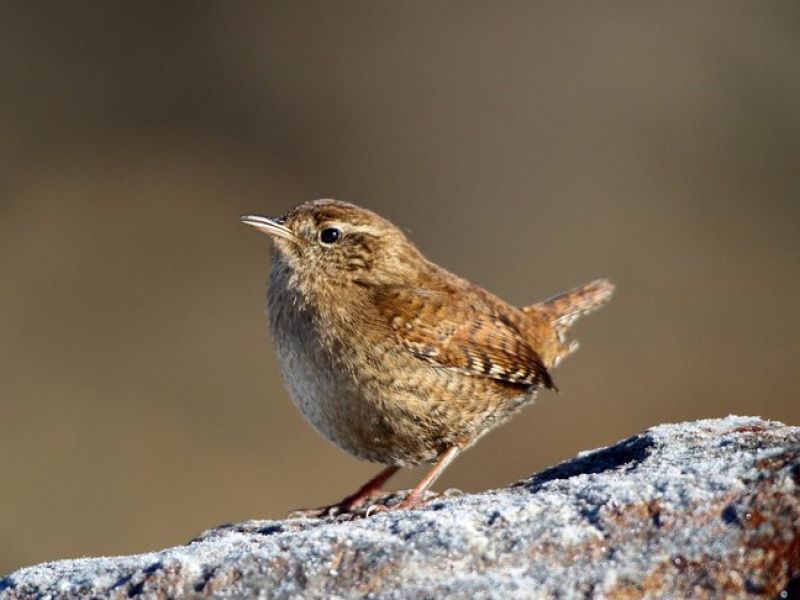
[534, 279, 614, 329]
[523, 278, 614, 365]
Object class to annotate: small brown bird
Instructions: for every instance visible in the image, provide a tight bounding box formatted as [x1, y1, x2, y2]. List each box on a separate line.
[242, 199, 613, 516]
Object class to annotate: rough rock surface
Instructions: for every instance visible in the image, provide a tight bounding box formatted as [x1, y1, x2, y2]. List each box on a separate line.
[2, 416, 798, 599]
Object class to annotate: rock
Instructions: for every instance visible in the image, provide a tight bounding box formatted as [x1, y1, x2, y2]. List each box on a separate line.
[2, 416, 798, 598]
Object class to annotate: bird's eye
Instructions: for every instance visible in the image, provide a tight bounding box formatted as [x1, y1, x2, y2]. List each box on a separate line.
[319, 227, 342, 245]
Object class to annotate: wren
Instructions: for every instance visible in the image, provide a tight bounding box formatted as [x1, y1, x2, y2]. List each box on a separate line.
[242, 199, 613, 515]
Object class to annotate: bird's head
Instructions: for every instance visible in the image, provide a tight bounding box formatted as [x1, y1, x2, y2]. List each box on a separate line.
[242, 199, 424, 295]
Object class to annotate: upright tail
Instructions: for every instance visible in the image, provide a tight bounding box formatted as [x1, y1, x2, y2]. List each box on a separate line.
[534, 278, 615, 329]
[523, 278, 614, 365]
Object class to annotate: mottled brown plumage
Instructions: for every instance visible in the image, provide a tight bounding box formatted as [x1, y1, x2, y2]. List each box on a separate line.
[242, 199, 613, 515]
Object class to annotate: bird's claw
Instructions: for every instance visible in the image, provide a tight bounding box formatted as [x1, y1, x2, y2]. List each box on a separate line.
[364, 503, 391, 517]
[286, 506, 338, 519]
[287, 487, 447, 519]
[286, 489, 388, 519]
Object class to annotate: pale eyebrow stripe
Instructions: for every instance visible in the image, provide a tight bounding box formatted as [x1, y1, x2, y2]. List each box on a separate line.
[333, 223, 383, 237]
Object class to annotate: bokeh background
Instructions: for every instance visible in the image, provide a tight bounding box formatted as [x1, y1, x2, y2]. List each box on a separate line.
[2, 2, 799, 574]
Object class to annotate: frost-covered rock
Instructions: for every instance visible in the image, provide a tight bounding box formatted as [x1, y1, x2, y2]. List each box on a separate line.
[2, 416, 798, 598]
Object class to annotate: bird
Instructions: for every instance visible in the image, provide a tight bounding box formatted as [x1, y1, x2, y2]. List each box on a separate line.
[241, 199, 613, 516]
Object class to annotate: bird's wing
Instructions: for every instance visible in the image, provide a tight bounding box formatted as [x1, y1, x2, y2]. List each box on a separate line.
[372, 285, 554, 389]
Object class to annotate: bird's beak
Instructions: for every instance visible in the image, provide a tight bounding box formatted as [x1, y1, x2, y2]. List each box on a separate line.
[240, 215, 302, 244]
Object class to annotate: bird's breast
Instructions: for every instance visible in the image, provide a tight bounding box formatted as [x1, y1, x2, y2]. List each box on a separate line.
[265, 276, 533, 465]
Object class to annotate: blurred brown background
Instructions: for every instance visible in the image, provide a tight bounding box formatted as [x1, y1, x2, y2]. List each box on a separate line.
[1, 2, 799, 574]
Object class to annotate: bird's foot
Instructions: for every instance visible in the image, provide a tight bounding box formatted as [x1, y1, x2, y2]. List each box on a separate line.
[362, 493, 425, 516]
[285, 505, 339, 519]
[286, 489, 388, 519]
[288, 487, 458, 519]
[365, 488, 460, 516]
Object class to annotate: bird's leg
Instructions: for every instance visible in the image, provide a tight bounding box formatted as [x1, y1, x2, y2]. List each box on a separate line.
[392, 446, 460, 511]
[338, 465, 401, 510]
[287, 465, 400, 518]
